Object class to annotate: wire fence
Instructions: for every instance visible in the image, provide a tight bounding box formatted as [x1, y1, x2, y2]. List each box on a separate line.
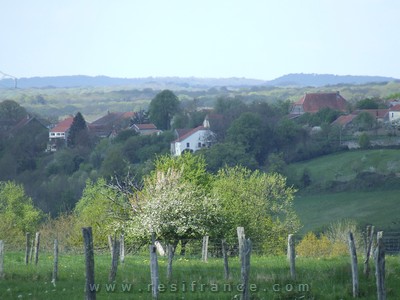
[0, 229, 399, 299]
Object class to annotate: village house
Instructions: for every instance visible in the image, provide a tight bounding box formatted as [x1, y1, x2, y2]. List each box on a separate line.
[388, 104, 400, 124]
[131, 123, 161, 135]
[331, 109, 389, 129]
[290, 92, 348, 117]
[47, 117, 74, 151]
[89, 111, 135, 138]
[171, 118, 215, 156]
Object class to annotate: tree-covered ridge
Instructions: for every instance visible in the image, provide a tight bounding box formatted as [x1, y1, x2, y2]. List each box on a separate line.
[1, 82, 400, 218]
[1, 80, 400, 121]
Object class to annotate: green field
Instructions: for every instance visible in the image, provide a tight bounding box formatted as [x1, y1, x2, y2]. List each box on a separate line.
[287, 149, 400, 185]
[1, 252, 399, 299]
[295, 190, 400, 234]
[287, 149, 400, 234]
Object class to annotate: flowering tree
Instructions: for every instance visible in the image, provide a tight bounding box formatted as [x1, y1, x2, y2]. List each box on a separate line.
[133, 167, 220, 278]
[137, 168, 220, 245]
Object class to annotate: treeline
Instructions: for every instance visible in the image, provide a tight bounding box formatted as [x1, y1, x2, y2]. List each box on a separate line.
[0, 154, 300, 257]
[2, 80, 400, 121]
[0, 90, 375, 215]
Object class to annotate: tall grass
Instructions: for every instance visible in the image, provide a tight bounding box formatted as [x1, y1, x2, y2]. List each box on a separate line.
[0, 251, 399, 299]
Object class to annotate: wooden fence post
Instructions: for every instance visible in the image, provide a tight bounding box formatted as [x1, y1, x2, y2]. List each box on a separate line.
[107, 235, 113, 255]
[221, 239, 230, 280]
[52, 239, 59, 283]
[240, 238, 252, 300]
[348, 232, 359, 298]
[237, 227, 245, 261]
[202, 236, 209, 262]
[363, 225, 374, 278]
[109, 237, 120, 283]
[0, 240, 4, 278]
[34, 232, 40, 266]
[120, 234, 125, 264]
[150, 238, 159, 299]
[29, 237, 34, 263]
[155, 241, 165, 256]
[82, 227, 96, 300]
[287, 234, 296, 280]
[25, 233, 31, 265]
[375, 231, 386, 300]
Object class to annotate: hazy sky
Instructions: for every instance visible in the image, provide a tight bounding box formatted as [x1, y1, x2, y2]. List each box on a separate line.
[1, 0, 399, 80]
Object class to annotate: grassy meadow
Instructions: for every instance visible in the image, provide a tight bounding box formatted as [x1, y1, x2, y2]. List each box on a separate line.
[286, 149, 400, 234]
[286, 149, 400, 186]
[295, 190, 400, 234]
[1, 251, 400, 299]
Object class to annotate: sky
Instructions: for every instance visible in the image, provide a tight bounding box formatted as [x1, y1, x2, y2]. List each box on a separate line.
[1, 0, 400, 80]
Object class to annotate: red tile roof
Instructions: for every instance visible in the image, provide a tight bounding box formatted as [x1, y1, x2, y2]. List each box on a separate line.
[134, 123, 157, 130]
[122, 112, 136, 119]
[174, 126, 205, 142]
[331, 114, 356, 126]
[50, 117, 74, 133]
[294, 92, 348, 113]
[91, 112, 133, 126]
[390, 104, 400, 112]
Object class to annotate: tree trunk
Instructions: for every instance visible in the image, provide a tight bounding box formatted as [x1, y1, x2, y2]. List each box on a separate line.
[0, 240, 4, 278]
[167, 242, 177, 280]
[120, 234, 125, 264]
[180, 239, 188, 256]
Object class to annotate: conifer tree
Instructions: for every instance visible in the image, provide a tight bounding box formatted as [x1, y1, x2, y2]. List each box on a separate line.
[67, 112, 87, 147]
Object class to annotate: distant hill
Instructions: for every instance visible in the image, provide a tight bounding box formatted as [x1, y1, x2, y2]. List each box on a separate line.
[0, 75, 266, 89]
[267, 73, 398, 87]
[0, 73, 398, 89]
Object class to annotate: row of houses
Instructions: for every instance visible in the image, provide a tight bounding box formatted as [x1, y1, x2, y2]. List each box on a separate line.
[290, 91, 400, 127]
[47, 92, 400, 154]
[47, 111, 212, 155]
[47, 112, 163, 152]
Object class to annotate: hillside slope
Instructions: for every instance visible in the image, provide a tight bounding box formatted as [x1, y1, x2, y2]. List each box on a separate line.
[287, 149, 400, 234]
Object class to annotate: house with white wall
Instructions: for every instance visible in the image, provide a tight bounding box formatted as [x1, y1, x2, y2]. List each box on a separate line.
[47, 117, 74, 151]
[388, 104, 400, 123]
[171, 120, 214, 156]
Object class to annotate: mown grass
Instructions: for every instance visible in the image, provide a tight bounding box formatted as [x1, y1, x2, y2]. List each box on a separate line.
[1, 251, 399, 299]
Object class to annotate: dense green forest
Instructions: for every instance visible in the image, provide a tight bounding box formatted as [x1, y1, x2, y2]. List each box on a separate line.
[1, 82, 400, 217]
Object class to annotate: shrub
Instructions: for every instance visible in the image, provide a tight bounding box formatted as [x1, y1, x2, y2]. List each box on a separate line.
[296, 232, 332, 257]
[358, 133, 371, 149]
[326, 219, 363, 256]
[298, 220, 364, 258]
[0, 181, 43, 248]
[39, 213, 77, 252]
